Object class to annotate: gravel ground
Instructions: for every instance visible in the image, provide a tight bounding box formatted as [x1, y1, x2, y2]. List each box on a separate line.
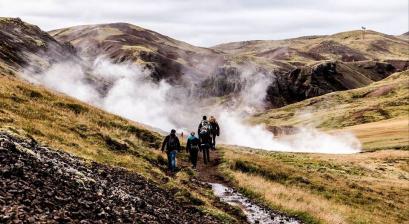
[0, 132, 219, 223]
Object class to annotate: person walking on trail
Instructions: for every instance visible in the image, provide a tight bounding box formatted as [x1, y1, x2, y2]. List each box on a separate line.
[198, 116, 213, 164]
[209, 116, 220, 150]
[161, 129, 181, 172]
[198, 116, 212, 141]
[200, 133, 212, 164]
[186, 132, 200, 169]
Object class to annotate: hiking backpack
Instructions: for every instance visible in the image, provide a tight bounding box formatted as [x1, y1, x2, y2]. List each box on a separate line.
[199, 120, 212, 136]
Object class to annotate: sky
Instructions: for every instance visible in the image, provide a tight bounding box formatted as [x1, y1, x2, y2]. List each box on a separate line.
[0, 0, 407, 47]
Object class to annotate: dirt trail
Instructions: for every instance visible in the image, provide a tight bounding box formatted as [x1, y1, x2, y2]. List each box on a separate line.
[196, 150, 225, 183]
[179, 148, 226, 184]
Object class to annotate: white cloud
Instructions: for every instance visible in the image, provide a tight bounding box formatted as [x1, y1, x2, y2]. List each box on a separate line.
[0, 0, 407, 46]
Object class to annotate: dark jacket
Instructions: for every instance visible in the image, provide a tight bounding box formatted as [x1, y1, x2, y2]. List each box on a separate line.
[200, 132, 213, 145]
[186, 135, 200, 153]
[161, 134, 181, 153]
[210, 121, 220, 136]
[197, 120, 206, 137]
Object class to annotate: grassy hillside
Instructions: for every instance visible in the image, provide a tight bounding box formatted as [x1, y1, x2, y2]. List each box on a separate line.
[218, 71, 409, 224]
[252, 70, 409, 151]
[0, 74, 246, 223]
[219, 147, 409, 224]
[49, 23, 223, 82]
[213, 30, 409, 64]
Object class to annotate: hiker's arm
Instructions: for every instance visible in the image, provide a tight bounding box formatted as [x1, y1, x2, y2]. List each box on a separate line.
[177, 138, 181, 152]
[216, 123, 220, 136]
[186, 139, 191, 153]
[161, 136, 168, 152]
[197, 123, 202, 135]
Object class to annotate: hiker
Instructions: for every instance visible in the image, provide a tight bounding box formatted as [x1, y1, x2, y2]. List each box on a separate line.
[209, 116, 220, 150]
[186, 132, 200, 169]
[198, 116, 212, 164]
[161, 129, 181, 172]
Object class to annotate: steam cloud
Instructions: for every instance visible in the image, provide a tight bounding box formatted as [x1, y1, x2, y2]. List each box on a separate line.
[23, 57, 361, 154]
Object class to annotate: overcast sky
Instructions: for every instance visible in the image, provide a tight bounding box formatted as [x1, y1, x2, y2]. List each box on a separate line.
[0, 0, 407, 46]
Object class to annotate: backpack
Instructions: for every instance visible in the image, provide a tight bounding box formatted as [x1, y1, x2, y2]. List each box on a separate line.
[199, 120, 212, 136]
[167, 135, 178, 151]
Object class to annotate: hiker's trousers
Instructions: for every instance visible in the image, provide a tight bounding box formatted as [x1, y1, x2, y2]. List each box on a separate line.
[202, 146, 210, 164]
[211, 134, 217, 149]
[167, 150, 177, 171]
[189, 149, 198, 167]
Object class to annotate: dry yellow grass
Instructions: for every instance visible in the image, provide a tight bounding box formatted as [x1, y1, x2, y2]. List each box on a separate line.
[331, 118, 409, 150]
[0, 74, 166, 176]
[232, 172, 352, 224]
[224, 72, 409, 223]
[0, 74, 243, 222]
[221, 148, 409, 224]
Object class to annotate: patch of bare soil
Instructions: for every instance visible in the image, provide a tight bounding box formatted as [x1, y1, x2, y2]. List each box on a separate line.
[309, 40, 367, 62]
[365, 84, 395, 97]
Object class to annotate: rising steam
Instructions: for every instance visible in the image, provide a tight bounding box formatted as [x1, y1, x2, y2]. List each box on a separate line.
[22, 57, 361, 154]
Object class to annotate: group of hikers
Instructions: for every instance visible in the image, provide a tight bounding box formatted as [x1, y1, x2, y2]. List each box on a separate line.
[160, 115, 220, 172]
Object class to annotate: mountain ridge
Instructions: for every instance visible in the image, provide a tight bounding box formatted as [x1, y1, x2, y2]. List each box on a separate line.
[0, 19, 409, 108]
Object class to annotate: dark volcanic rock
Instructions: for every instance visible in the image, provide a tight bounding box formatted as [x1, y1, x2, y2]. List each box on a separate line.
[199, 66, 244, 97]
[0, 132, 219, 223]
[266, 61, 345, 107]
[265, 60, 400, 108]
[384, 59, 409, 72]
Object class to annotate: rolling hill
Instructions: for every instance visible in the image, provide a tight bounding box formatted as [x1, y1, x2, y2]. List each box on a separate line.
[49, 22, 409, 108]
[213, 30, 409, 65]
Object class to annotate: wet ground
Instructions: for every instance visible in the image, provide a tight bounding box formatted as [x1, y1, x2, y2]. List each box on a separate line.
[181, 149, 301, 224]
[210, 183, 300, 224]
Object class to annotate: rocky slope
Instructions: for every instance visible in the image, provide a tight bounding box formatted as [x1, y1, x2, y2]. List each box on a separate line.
[0, 17, 76, 75]
[265, 60, 398, 107]
[0, 131, 219, 223]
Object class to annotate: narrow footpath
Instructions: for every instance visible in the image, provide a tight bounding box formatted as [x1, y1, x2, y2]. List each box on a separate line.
[192, 150, 225, 183]
[177, 148, 301, 224]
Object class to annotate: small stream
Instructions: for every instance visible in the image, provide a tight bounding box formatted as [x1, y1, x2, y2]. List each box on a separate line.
[210, 183, 300, 224]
